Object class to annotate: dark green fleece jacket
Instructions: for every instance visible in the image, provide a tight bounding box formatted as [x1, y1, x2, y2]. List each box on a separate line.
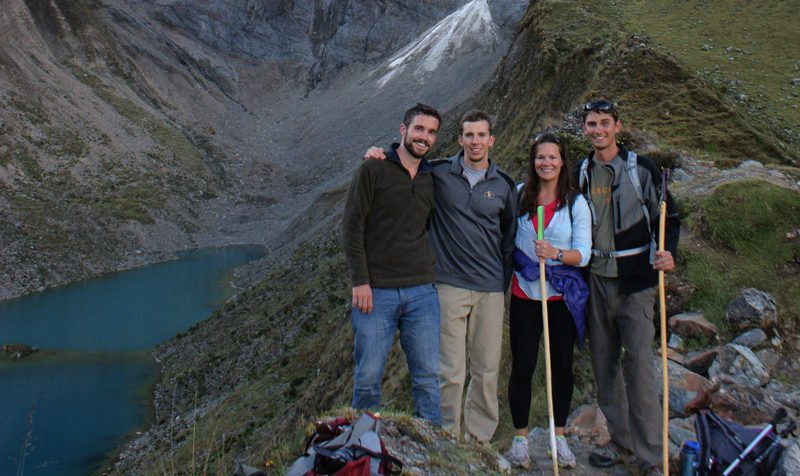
[343, 144, 436, 288]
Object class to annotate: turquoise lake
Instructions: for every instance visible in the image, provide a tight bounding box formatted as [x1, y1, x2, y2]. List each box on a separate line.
[0, 245, 266, 475]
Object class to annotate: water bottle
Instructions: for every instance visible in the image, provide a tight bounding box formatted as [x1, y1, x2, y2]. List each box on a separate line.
[680, 440, 701, 476]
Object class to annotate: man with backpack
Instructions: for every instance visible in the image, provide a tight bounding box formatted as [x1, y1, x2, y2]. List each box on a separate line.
[577, 99, 680, 476]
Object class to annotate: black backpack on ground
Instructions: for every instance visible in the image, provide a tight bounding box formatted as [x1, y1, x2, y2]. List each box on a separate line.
[694, 409, 784, 476]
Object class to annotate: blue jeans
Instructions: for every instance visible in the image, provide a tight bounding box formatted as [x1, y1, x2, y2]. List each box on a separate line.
[351, 283, 441, 424]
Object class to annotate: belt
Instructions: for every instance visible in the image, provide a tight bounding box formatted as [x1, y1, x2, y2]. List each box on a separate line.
[591, 243, 649, 259]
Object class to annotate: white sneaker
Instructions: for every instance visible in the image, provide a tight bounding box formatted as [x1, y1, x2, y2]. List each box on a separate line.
[549, 435, 577, 468]
[507, 437, 531, 469]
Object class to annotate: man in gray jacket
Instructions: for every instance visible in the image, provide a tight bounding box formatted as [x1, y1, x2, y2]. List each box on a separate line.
[365, 110, 516, 442]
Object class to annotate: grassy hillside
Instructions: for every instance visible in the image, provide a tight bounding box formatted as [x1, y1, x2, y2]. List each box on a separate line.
[615, 0, 800, 162]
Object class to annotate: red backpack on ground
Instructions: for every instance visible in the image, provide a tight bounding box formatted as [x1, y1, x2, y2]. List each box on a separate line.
[286, 412, 402, 476]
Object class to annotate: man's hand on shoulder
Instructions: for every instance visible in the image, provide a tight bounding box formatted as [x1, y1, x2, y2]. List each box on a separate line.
[653, 250, 675, 272]
[352, 284, 373, 313]
[363, 147, 386, 161]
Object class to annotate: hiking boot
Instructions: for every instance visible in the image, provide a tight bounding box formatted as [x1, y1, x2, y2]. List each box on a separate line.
[548, 434, 577, 468]
[506, 437, 532, 469]
[589, 441, 635, 468]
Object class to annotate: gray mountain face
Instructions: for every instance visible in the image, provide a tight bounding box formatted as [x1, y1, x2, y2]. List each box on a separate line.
[0, 0, 526, 298]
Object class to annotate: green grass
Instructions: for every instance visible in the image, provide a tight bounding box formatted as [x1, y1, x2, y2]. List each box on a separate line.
[612, 0, 800, 160]
[683, 180, 800, 332]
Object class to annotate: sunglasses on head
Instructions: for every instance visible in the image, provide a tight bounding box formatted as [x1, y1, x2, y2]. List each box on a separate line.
[533, 132, 561, 144]
[583, 100, 618, 119]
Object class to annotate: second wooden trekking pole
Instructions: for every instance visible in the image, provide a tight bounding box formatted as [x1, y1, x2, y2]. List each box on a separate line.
[538, 206, 559, 476]
[658, 171, 669, 476]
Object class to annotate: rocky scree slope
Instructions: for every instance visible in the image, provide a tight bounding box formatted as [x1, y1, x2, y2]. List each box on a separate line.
[0, 0, 523, 300]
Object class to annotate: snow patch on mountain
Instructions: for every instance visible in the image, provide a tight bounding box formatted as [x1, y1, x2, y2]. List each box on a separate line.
[373, 0, 499, 88]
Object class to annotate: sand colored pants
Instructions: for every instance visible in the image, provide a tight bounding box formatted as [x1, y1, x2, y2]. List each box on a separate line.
[437, 283, 505, 442]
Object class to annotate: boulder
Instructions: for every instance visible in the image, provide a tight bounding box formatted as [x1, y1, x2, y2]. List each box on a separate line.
[726, 288, 778, 331]
[655, 360, 714, 418]
[708, 344, 770, 387]
[732, 328, 768, 348]
[710, 384, 783, 425]
[669, 311, 718, 342]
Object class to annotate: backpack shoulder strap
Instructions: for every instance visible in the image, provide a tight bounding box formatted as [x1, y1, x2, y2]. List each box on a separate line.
[578, 158, 589, 191]
[626, 151, 654, 240]
[695, 410, 713, 473]
[577, 158, 596, 226]
[625, 151, 644, 204]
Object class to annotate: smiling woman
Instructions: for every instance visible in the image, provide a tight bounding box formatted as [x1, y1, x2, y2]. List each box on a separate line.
[0, 245, 265, 476]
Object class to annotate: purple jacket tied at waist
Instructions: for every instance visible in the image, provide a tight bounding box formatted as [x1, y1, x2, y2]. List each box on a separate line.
[513, 247, 589, 348]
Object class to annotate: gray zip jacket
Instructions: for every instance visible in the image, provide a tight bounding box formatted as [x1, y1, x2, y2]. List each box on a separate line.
[429, 151, 517, 292]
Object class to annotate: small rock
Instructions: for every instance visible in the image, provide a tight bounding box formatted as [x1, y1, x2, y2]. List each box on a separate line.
[790, 78, 800, 87]
[565, 404, 610, 444]
[685, 347, 720, 375]
[667, 348, 686, 365]
[732, 328, 768, 348]
[669, 311, 718, 342]
[668, 333, 685, 351]
[738, 160, 764, 170]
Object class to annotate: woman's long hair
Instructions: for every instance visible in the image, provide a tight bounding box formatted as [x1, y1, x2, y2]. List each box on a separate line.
[519, 132, 577, 217]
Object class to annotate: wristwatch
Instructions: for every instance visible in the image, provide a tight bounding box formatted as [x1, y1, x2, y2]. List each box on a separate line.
[556, 249, 564, 262]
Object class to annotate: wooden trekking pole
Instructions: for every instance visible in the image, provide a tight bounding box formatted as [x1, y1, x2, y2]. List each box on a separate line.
[538, 206, 559, 476]
[658, 171, 669, 475]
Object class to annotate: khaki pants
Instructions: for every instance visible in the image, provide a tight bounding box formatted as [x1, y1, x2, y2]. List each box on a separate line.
[588, 274, 662, 469]
[437, 283, 504, 442]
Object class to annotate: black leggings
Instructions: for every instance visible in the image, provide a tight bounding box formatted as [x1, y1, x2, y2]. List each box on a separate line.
[508, 295, 577, 429]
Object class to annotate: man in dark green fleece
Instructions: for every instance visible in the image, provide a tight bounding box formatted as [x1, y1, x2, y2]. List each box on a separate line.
[342, 103, 442, 423]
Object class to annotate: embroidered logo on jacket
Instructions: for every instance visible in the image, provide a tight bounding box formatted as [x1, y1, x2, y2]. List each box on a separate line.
[484, 190, 495, 199]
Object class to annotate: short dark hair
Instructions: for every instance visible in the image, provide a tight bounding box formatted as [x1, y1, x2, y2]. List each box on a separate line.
[403, 103, 442, 128]
[460, 109, 493, 134]
[581, 98, 620, 122]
